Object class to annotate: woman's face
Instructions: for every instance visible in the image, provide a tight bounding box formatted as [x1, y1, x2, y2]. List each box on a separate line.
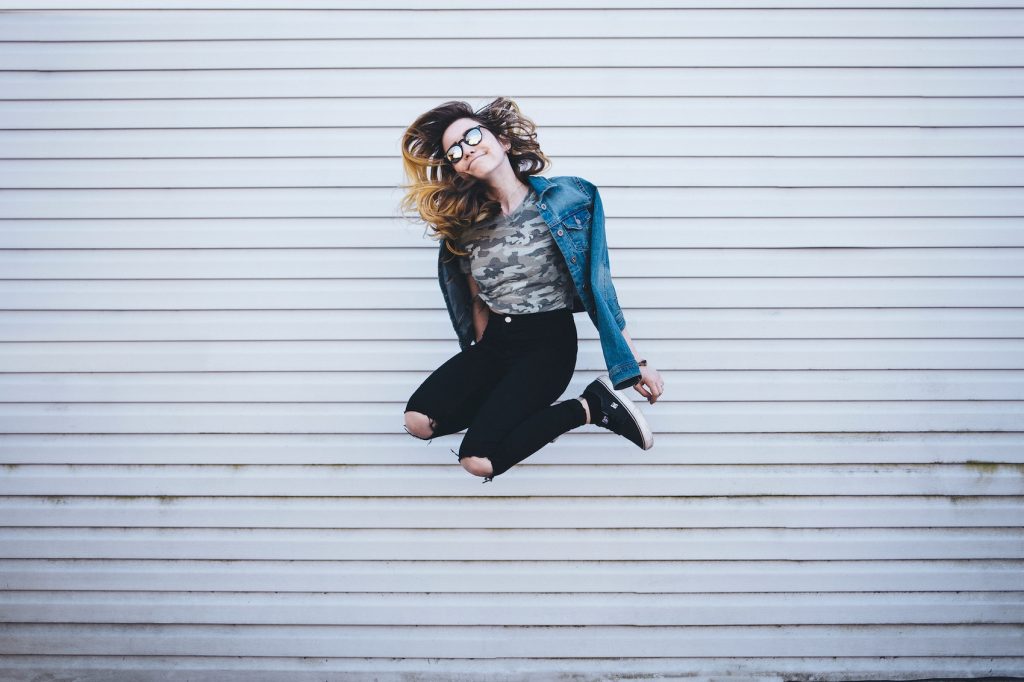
[440, 117, 511, 179]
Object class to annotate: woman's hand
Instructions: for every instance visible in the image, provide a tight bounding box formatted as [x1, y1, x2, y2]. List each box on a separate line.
[618, 328, 663, 404]
[633, 364, 665, 404]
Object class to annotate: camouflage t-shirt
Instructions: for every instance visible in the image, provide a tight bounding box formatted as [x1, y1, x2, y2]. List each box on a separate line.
[457, 187, 576, 314]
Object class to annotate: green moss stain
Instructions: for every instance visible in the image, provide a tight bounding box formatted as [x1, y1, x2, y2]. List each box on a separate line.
[965, 460, 1024, 475]
[966, 460, 1000, 474]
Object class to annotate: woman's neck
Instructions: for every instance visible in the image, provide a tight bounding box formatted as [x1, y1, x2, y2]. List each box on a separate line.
[484, 167, 529, 216]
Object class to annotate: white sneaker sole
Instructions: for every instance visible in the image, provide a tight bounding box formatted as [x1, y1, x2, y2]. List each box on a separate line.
[596, 375, 654, 450]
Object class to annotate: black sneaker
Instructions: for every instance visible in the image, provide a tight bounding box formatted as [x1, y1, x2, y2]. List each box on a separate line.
[581, 375, 654, 450]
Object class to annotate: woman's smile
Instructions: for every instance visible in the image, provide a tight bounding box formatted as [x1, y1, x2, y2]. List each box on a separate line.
[466, 150, 489, 170]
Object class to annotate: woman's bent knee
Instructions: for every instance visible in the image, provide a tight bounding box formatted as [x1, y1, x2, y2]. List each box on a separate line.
[404, 410, 435, 440]
[460, 456, 493, 477]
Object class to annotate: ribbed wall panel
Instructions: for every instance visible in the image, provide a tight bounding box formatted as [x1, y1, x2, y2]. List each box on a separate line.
[8, 310, 1024, 342]
[3, 558, 1021, 593]
[3, 464, 1023, 497]
[4, 128, 1024, 159]
[0, 8, 1021, 39]
[3, 38, 1024, 69]
[3, 432, 1020, 465]
[2, 496, 1021, 528]
[5, 70, 1024, 98]
[3, 98, 1023, 128]
[10, 158, 1024, 188]
[4, 591, 1022, 625]
[8, 246, 1024, 278]
[0, 3, 1021, 681]
[3, 278, 1022, 309]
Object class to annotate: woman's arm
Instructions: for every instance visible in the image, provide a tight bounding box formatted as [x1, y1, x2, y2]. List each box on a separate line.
[620, 327, 642, 363]
[620, 326, 665, 404]
[466, 273, 489, 342]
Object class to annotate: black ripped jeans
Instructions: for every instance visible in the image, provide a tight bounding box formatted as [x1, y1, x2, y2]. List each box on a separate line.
[404, 307, 587, 481]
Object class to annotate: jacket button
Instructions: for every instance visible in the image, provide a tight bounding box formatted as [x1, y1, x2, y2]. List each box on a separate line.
[557, 229, 564, 236]
[540, 203, 546, 209]
[571, 256, 577, 263]
[504, 316, 511, 323]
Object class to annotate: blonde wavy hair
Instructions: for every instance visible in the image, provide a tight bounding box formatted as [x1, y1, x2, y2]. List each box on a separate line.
[399, 97, 550, 258]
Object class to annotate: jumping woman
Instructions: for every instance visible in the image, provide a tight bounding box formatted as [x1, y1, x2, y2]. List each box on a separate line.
[400, 97, 665, 482]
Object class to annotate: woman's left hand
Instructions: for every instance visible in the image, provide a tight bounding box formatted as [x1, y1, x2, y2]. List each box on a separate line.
[633, 365, 665, 404]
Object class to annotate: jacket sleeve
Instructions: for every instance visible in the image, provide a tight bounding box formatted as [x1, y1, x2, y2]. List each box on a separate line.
[438, 239, 475, 350]
[584, 180, 641, 390]
[588, 183, 628, 332]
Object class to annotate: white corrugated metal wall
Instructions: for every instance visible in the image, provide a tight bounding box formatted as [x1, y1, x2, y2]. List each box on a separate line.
[0, 2, 1022, 680]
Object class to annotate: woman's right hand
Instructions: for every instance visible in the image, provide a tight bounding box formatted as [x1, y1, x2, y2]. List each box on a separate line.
[634, 364, 665, 404]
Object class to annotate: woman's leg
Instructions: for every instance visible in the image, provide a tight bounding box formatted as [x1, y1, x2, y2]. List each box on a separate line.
[404, 342, 502, 441]
[457, 337, 581, 479]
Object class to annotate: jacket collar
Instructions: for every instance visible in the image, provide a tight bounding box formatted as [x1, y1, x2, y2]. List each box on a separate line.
[526, 174, 556, 199]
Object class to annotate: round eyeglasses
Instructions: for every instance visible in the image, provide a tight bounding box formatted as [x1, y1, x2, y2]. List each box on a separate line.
[444, 125, 484, 164]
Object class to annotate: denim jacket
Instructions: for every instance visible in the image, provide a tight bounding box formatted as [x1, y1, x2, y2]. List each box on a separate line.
[437, 175, 641, 390]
